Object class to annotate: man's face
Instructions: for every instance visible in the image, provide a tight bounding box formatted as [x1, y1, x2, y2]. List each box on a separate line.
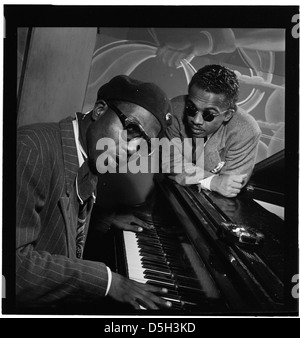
[186, 85, 232, 138]
[86, 101, 161, 172]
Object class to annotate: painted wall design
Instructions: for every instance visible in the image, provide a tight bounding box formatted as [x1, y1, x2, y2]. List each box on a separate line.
[83, 28, 285, 164]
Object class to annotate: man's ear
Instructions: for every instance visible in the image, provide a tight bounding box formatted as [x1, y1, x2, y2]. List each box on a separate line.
[91, 100, 108, 121]
[223, 109, 234, 122]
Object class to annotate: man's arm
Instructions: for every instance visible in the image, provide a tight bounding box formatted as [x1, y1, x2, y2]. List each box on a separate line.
[202, 119, 261, 197]
[16, 137, 109, 305]
[16, 135, 172, 310]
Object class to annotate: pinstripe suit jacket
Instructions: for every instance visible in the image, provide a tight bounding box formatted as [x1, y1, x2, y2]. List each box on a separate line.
[16, 116, 108, 306]
[165, 95, 261, 181]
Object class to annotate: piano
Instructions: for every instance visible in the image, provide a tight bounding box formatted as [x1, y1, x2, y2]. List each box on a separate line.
[21, 149, 296, 315]
[105, 149, 298, 315]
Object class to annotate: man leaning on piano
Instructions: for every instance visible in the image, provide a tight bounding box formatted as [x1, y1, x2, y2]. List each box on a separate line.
[163, 64, 261, 198]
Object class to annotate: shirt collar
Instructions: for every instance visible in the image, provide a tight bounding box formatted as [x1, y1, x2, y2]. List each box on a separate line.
[72, 113, 97, 204]
[72, 114, 88, 167]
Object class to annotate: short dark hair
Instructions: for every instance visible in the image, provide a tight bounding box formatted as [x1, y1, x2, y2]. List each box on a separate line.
[188, 64, 239, 111]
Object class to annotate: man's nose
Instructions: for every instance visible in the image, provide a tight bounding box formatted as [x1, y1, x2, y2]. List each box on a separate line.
[192, 112, 204, 125]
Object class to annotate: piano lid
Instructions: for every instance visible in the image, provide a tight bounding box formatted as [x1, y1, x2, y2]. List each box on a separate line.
[247, 150, 284, 207]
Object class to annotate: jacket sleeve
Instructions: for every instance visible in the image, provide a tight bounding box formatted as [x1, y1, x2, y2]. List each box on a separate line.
[16, 134, 108, 306]
[220, 118, 261, 183]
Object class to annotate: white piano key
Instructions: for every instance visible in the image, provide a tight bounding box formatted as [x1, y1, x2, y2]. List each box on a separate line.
[123, 231, 173, 285]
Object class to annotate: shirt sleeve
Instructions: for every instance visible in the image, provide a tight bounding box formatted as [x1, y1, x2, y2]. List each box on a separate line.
[199, 175, 216, 191]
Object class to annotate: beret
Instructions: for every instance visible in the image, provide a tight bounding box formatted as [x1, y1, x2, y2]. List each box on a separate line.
[96, 75, 172, 133]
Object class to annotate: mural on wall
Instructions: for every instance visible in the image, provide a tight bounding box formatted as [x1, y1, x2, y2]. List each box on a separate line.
[83, 28, 285, 164]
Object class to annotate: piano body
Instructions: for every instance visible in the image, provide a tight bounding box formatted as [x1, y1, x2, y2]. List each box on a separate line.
[98, 149, 297, 315]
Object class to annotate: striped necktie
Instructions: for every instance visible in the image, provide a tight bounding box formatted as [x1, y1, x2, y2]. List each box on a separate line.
[76, 201, 88, 259]
[75, 160, 98, 258]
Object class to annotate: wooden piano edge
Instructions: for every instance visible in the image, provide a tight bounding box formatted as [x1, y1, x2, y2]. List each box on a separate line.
[154, 175, 293, 315]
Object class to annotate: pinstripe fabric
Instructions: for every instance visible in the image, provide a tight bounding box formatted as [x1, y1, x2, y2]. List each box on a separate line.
[16, 116, 108, 306]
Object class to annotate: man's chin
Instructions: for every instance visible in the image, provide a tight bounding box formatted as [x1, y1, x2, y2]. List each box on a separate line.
[189, 126, 206, 138]
[191, 132, 206, 138]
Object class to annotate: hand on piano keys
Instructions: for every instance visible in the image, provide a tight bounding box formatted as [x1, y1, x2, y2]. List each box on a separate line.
[107, 271, 172, 310]
[101, 212, 155, 233]
[122, 230, 209, 312]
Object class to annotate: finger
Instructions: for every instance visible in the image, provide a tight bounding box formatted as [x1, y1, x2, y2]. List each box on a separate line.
[230, 181, 243, 189]
[150, 294, 172, 309]
[131, 299, 145, 310]
[231, 176, 246, 184]
[137, 298, 159, 310]
[230, 187, 241, 194]
[131, 216, 154, 230]
[145, 284, 169, 295]
[114, 220, 143, 233]
[138, 292, 172, 310]
[236, 174, 248, 181]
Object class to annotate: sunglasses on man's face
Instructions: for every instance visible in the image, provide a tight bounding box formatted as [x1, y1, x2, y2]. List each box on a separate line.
[185, 101, 228, 122]
[106, 101, 154, 156]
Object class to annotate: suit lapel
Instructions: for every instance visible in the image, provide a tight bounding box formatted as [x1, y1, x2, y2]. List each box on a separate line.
[58, 117, 79, 257]
[59, 117, 79, 196]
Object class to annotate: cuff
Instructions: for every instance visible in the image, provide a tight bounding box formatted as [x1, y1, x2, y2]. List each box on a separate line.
[199, 175, 216, 191]
[105, 266, 112, 296]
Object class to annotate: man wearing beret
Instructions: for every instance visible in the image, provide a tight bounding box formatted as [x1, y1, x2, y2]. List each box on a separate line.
[164, 64, 261, 198]
[16, 75, 173, 311]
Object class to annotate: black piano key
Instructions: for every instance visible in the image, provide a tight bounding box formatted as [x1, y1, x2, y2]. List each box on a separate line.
[142, 262, 172, 274]
[143, 268, 174, 276]
[139, 246, 165, 255]
[144, 272, 176, 283]
[140, 251, 168, 262]
[141, 258, 170, 270]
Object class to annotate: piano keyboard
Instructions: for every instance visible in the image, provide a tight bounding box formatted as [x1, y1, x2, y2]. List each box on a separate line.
[122, 219, 221, 312]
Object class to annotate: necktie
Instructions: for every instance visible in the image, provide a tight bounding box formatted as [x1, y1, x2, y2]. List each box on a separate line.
[76, 201, 88, 259]
[75, 161, 98, 259]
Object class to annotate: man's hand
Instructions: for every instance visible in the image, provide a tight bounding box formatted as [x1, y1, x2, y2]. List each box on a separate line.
[108, 272, 172, 310]
[210, 174, 247, 198]
[96, 212, 153, 233]
[168, 165, 205, 186]
[111, 213, 154, 233]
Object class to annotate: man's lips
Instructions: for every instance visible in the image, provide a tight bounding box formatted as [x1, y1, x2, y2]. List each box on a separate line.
[190, 126, 205, 134]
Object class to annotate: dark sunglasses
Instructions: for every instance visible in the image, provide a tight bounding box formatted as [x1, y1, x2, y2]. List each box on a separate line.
[185, 101, 227, 122]
[106, 101, 154, 156]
